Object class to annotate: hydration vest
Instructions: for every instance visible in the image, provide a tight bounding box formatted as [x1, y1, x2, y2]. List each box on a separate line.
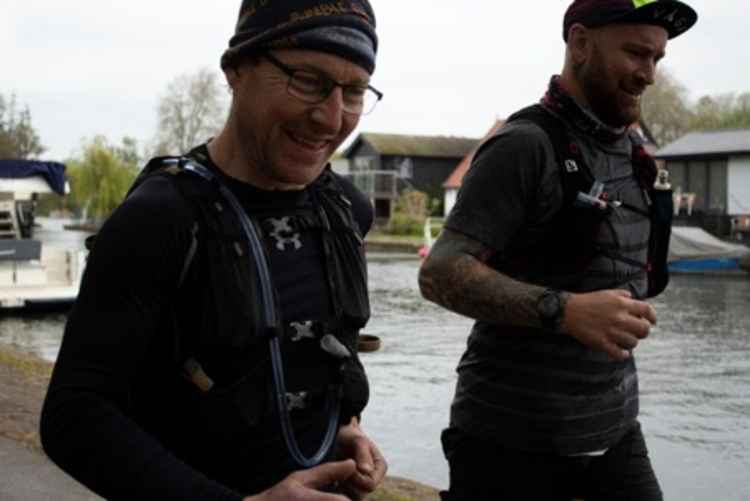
[497, 104, 672, 297]
[450, 105, 673, 454]
[107, 152, 371, 468]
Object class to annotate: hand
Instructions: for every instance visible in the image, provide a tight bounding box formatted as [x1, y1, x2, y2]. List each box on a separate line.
[561, 289, 657, 361]
[243, 460, 356, 501]
[334, 417, 388, 500]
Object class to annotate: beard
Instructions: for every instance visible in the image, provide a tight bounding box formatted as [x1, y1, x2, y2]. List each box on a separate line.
[577, 44, 641, 128]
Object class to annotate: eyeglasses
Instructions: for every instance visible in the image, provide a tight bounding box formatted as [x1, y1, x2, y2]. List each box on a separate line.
[263, 52, 383, 116]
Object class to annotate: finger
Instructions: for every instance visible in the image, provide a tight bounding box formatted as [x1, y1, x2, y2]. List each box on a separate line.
[340, 481, 368, 501]
[618, 314, 651, 340]
[643, 303, 657, 325]
[601, 339, 631, 361]
[342, 472, 377, 497]
[610, 330, 640, 350]
[352, 438, 374, 475]
[628, 300, 657, 325]
[296, 460, 357, 490]
[369, 445, 387, 482]
[342, 444, 387, 495]
[612, 289, 633, 298]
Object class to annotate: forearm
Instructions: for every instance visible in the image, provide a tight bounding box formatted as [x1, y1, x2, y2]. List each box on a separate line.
[41, 370, 243, 501]
[419, 233, 546, 328]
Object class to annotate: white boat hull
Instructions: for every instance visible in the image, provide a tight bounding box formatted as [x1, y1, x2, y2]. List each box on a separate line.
[0, 247, 86, 309]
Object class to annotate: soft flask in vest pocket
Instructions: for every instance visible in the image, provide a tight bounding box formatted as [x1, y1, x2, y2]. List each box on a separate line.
[647, 188, 673, 297]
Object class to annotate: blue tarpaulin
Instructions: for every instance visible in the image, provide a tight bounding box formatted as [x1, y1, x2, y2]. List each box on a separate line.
[0, 160, 67, 195]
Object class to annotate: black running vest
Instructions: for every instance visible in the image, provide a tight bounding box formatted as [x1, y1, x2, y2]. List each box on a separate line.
[451, 106, 672, 454]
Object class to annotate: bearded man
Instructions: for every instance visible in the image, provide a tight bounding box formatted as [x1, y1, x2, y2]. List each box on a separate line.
[419, 1, 697, 499]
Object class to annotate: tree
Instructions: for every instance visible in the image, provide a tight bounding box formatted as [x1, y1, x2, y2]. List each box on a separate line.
[0, 93, 45, 159]
[66, 136, 139, 221]
[641, 67, 692, 147]
[642, 70, 750, 146]
[689, 93, 750, 131]
[115, 136, 141, 166]
[153, 68, 226, 156]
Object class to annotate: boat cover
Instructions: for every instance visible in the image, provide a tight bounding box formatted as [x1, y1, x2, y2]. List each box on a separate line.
[669, 226, 750, 262]
[0, 240, 42, 261]
[0, 160, 66, 195]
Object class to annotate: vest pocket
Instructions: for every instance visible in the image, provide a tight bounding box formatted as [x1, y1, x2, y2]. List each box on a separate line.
[183, 358, 268, 429]
[341, 356, 369, 419]
[646, 189, 673, 297]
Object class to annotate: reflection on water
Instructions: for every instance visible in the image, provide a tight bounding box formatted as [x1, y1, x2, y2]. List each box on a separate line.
[1, 226, 749, 500]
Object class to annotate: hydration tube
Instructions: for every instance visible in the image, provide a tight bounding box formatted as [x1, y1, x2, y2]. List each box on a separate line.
[180, 159, 341, 468]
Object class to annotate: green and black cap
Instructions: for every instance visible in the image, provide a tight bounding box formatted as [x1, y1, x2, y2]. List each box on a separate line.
[563, 0, 698, 41]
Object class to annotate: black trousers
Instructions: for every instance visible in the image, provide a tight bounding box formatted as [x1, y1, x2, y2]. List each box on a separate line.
[440, 422, 662, 501]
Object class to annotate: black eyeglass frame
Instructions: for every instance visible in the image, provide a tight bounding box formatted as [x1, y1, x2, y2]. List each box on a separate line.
[262, 52, 383, 115]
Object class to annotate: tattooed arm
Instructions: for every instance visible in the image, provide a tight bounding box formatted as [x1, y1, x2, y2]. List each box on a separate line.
[419, 228, 658, 360]
[418, 228, 546, 329]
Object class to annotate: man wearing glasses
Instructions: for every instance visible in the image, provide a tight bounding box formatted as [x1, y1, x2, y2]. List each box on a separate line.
[41, 2, 386, 500]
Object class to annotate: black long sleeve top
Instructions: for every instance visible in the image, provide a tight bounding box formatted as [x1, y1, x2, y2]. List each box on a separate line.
[40, 152, 373, 500]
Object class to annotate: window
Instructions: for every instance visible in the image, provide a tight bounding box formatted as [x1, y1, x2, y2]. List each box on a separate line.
[398, 157, 413, 179]
[691, 162, 708, 212]
[667, 161, 686, 193]
[708, 159, 728, 212]
[354, 156, 376, 172]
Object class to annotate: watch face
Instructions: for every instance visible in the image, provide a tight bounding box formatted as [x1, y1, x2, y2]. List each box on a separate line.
[538, 291, 561, 321]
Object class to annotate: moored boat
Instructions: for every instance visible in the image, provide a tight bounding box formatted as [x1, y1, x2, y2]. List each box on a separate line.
[0, 160, 86, 309]
[668, 225, 750, 275]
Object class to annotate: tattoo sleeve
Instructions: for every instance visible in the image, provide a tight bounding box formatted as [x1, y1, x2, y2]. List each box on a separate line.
[418, 228, 545, 329]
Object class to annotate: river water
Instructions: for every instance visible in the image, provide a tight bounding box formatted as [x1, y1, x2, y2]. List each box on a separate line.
[1, 221, 749, 500]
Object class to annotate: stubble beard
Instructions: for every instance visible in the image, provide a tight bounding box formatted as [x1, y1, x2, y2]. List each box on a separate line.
[578, 47, 640, 128]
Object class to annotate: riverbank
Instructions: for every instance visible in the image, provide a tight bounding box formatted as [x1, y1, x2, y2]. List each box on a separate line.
[0, 343, 440, 500]
[62, 222, 427, 256]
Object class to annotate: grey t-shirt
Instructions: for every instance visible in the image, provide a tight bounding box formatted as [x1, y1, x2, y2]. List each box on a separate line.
[444, 113, 650, 454]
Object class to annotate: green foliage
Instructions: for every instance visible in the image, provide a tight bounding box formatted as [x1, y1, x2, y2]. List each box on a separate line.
[688, 93, 750, 131]
[66, 136, 139, 220]
[643, 69, 750, 146]
[386, 213, 424, 236]
[641, 68, 692, 146]
[385, 190, 428, 236]
[0, 93, 45, 159]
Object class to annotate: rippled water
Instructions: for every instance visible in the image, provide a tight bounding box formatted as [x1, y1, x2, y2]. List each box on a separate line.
[2, 223, 749, 500]
[362, 258, 750, 501]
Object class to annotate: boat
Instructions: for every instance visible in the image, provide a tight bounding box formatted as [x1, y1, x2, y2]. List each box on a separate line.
[668, 226, 750, 275]
[0, 160, 86, 309]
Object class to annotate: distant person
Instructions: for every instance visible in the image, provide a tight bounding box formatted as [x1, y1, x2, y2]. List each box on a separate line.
[40, 1, 386, 499]
[419, 1, 697, 499]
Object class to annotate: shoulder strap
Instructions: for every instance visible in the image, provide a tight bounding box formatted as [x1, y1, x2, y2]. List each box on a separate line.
[86, 156, 200, 289]
[506, 104, 594, 206]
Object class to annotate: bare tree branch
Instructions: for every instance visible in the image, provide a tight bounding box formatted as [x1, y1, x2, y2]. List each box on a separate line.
[154, 68, 227, 155]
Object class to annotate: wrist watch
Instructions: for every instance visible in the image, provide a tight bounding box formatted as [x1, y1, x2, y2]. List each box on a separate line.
[536, 289, 570, 332]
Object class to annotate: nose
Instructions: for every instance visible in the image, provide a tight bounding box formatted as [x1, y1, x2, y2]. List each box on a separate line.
[638, 58, 657, 86]
[310, 86, 344, 134]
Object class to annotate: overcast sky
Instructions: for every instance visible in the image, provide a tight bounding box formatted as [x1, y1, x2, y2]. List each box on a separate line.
[4, 0, 747, 161]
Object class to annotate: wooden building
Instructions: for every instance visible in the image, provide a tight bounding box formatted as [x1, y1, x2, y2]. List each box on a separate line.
[343, 132, 477, 219]
[655, 128, 750, 237]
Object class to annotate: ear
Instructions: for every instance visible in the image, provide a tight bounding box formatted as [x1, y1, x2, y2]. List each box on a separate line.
[224, 65, 242, 92]
[567, 23, 593, 65]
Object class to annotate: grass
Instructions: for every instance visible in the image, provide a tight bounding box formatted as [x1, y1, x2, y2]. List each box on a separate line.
[367, 231, 424, 244]
[0, 346, 52, 380]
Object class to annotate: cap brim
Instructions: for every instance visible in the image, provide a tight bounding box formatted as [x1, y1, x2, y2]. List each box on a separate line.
[616, 0, 698, 39]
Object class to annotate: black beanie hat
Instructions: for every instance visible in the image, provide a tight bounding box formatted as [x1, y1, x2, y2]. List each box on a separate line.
[221, 1, 378, 74]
